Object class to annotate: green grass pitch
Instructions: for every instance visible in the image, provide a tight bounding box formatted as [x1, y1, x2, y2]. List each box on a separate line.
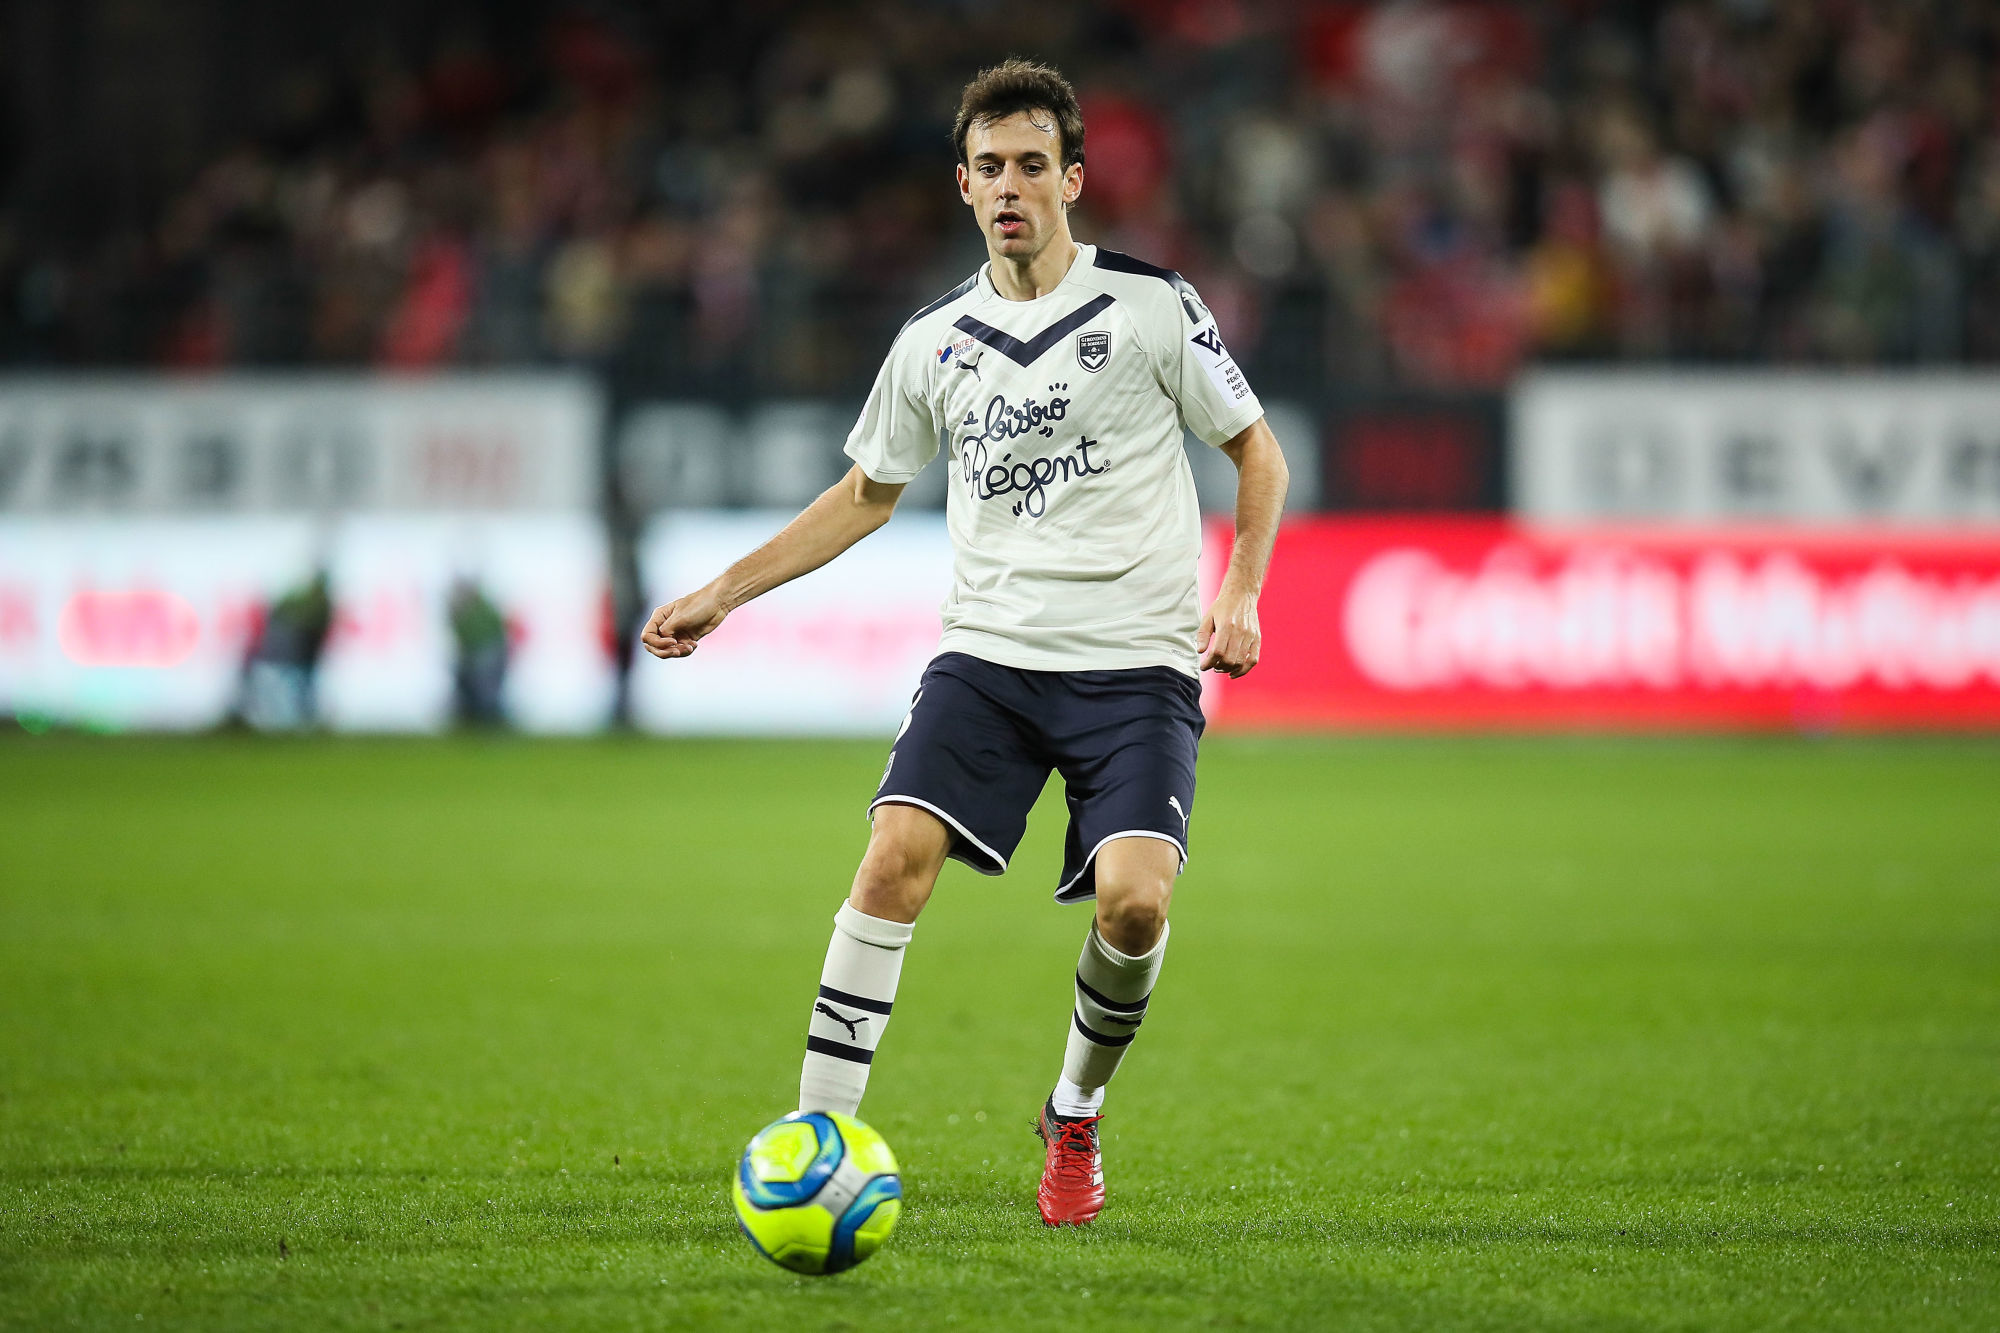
[1, 733, 1995, 1330]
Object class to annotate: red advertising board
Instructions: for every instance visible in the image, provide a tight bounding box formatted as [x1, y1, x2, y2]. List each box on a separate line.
[1204, 518, 2000, 730]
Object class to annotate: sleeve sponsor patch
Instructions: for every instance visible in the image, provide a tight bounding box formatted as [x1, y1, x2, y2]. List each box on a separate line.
[1190, 322, 1251, 402]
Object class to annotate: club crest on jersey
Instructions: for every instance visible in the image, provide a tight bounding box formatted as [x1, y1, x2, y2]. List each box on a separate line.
[1075, 329, 1110, 373]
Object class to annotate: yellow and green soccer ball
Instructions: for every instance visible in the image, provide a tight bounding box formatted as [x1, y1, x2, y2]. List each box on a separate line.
[733, 1111, 901, 1275]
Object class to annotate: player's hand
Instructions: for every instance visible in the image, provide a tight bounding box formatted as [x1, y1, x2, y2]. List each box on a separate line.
[1198, 584, 1261, 678]
[641, 585, 729, 660]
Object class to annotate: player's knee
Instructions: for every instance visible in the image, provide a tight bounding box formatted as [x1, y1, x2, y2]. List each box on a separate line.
[849, 807, 948, 923]
[1094, 867, 1173, 954]
[850, 845, 931, 921]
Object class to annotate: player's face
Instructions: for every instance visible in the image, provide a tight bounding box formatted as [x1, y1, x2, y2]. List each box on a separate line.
[957, 112, 1083, 260]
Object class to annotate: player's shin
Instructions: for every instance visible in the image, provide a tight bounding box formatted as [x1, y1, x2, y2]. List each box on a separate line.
[1052, 922, 1168, 1117]
[798, 902, 912, 1116]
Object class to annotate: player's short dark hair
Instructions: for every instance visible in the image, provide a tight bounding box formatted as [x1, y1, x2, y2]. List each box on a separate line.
[953, 60, 1085, 171]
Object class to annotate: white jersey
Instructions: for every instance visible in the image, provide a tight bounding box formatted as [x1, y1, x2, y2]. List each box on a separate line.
[844, 243, 1263, 677]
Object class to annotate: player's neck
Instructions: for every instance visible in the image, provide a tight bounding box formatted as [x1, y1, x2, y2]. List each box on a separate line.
[987, 235, 1081, 302]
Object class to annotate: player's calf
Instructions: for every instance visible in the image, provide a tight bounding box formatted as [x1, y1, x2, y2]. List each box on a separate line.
[799, 903, 912, 1116]
[1053, 920, 1168, 1120]
[1036, 842, 1175, 1224]
[847, 802, 949, 924]
[1033, 923, 1164, 1226]
[798, 807, 949, 1116]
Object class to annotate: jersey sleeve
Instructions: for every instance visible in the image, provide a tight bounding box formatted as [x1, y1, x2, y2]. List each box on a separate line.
[1156, 282, 1264, 448]
[843, 329, 939, 483]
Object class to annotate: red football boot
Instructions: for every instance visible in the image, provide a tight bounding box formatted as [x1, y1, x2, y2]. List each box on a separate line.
[1033, 1099, 1106, 1226]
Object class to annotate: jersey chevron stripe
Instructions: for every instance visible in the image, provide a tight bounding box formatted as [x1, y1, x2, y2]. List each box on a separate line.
[952, 293, 1115, 366]
[1093, 247, 1205, 323]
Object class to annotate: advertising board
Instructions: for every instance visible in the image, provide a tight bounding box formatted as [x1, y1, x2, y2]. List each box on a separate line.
[0, 375, 616, 732]
[0, 373, 602, 513]
[1513, 371, 2000, 528]
[0, 518, 319, 729]
[629, 511, 951, 735]
[0, 514, 617, 732]
[317, 514, 618, 733]
[1208, 517, 2000, 730]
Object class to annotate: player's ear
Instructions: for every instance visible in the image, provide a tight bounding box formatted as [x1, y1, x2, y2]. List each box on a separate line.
[1062, 163, 1083, 208]
[957, 162, 974, 205]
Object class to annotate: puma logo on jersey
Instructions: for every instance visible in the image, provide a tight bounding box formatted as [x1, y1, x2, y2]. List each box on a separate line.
[954, 352, 983, 380]
[1168, 796, 1189, 832]
[813, 1001, 867, 1041]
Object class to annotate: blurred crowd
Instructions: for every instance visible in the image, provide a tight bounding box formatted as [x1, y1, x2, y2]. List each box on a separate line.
[8, 0, 2000, 396]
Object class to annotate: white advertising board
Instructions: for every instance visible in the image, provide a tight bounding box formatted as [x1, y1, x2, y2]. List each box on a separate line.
[0, 518, 319, 729]
[0, 514, 617, 732]
[0, 373, 602, 513]
[1513, 371, 2000, 528]
[318, 514, 618, 734]
[628, 511, 952, 735]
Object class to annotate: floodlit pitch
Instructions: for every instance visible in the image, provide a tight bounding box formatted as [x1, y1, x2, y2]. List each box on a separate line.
[0, 735, 1994, 1328]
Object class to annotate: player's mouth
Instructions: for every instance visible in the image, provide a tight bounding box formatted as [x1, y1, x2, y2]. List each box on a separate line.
[993, 209, 1027, 238]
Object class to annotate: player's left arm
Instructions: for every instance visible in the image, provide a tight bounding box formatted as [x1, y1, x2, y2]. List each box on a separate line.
[1199, 417, 1289, 677]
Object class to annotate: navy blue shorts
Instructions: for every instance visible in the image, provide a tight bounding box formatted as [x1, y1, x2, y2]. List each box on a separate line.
[871, 651, 1205, 903]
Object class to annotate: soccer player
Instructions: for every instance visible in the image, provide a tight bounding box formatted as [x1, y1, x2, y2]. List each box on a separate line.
[641, 59, 1288, 1226]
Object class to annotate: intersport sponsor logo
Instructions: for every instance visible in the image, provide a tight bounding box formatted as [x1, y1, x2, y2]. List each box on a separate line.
[1345, 545, 2000, 692]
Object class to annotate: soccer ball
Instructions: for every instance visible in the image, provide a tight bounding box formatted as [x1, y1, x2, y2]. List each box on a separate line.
[732, 1111, 902, 1275]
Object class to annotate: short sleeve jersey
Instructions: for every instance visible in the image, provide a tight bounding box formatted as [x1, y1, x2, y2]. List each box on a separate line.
[844, 244, 1263, 676]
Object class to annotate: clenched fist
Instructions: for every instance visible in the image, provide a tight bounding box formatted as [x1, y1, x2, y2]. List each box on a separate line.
[1197, 583, 1262, 678]
[640, 586, 730, 660]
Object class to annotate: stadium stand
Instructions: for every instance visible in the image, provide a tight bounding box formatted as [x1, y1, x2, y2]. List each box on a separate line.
[6, 0, 2000, 399]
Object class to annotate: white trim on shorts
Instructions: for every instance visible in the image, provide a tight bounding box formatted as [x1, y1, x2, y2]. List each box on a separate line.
[869, 795, 1008, 876]
[1053, 829, 1188, 904]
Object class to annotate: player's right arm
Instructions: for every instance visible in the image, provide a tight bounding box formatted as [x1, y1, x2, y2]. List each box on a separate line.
[640, 467, 906, 659]
[642, 312, 940, 662]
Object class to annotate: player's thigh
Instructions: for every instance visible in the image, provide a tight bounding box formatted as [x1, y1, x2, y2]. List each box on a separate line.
[871, 653, 1052, 878]
[1092, 834, 1179, 950]
[1050, 667, 1204, 904]
[850, 803, 952, 923]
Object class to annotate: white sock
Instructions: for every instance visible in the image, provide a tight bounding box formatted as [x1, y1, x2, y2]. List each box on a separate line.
[799, 902, 913, 1116]
[1054, 923, 1168, 1117]
[1051, 1076, 1103, 1118]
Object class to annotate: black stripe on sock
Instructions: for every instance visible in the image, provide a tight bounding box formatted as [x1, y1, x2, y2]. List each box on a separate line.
[1073, 1011, 1137, 1048]
[806, 1036, 874, 1065]
[818, 984, 894, 1016]
[1076, 975, 1149, 1014]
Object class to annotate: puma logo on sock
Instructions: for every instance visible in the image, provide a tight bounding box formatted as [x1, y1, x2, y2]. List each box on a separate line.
[813, 1001, 868, 1042]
